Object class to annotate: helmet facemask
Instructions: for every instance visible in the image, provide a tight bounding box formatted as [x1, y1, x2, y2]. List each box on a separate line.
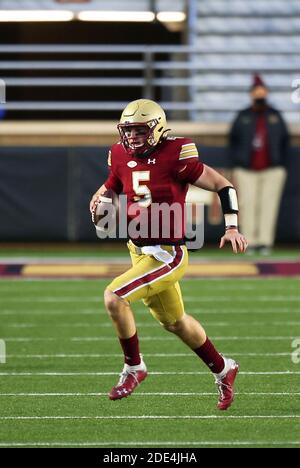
[118, 119, 160, 156]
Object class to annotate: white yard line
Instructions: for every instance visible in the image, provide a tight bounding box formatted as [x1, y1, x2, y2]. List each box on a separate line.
[4, 321, 300, 328]
[1, 285, 299, 293]
[0, 392, 299, 397]
[1, 295, 300, 302]
[0, 415, 300, 420]
[1, 309, 99, 315]
[0, 371, 299, 376]
[2, 336, 297, 342]
[0, 441, 299, 447]
[5, 352, 294, 359]
[185, 296, 300, 302]
[1, 308, 298, 316]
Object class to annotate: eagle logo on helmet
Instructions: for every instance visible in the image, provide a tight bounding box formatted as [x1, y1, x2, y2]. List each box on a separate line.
[117, 99, 169, 156]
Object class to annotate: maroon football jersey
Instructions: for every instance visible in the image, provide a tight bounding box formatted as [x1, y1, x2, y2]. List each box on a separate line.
[104, 137, 204, 245]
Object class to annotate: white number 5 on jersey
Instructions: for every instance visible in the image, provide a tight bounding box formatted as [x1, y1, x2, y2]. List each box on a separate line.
[132, 171, 152, 208]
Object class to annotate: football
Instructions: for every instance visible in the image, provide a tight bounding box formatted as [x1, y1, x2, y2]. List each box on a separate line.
[92, 188, 117, 234]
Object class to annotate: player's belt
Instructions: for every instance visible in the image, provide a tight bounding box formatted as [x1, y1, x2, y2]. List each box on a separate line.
[128, 241, 175, 265]
[129, 241, 172, 255]
[129, 239, 185, 248]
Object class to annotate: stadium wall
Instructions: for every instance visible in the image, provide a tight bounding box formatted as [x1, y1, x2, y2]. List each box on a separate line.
[0, 145, 299, 243]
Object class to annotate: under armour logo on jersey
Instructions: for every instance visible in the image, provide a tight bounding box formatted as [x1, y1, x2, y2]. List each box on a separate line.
[148, 158, 156, 165]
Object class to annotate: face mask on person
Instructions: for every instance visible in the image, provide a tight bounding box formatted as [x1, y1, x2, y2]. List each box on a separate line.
[254, 97, 267, 107]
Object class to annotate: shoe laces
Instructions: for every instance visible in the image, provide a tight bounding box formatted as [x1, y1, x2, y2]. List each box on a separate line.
[117, 368, 140, 387]
[215, 377, 231, 401]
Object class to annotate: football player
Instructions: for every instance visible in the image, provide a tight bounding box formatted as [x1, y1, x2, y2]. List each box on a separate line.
[90, 99, 248, 410]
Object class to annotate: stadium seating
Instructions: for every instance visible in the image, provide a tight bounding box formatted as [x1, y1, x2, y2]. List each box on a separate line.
[0, 0, 299, 123]
[191, 0, 300, 122]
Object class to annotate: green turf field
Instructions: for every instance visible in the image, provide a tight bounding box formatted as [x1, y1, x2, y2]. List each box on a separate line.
[0, 278, 300, 448]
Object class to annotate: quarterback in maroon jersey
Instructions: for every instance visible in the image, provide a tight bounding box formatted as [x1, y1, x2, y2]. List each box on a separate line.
[104, 135, 204, 245]
[90, 99, 248, 410]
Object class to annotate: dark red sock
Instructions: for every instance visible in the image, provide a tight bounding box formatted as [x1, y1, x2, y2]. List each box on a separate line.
[119, 332, 141, 366]
[193, 337, 225, 374]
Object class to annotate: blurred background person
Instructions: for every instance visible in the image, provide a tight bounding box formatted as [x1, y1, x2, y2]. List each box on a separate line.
[229, 74, 290, 255]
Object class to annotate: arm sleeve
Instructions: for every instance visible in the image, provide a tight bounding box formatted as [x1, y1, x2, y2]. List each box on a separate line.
[173, 142, 204, 184]
[103, 150, 123, 194]
[105, 171, 123, 194]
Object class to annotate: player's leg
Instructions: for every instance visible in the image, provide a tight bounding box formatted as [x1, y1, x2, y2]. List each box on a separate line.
[144, 283, 223, 373]
[104, 249, 154, 400]
[104, 243, 187, 399]
[145, 283, 239, 410]
[165, 314, 239, 411]
[104, 289, 140, 362]
[104, 288, 147, 400]
[105, 243, 183, 363]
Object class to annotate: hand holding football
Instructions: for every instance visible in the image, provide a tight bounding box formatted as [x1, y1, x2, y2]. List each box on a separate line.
[91, 188, 116, 234]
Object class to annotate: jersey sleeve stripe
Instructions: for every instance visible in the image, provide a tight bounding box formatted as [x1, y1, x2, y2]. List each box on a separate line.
[180, 147, 198, 155]
[179, 150, 199, 159]
[180, 149, 199, 156]
[181, 143, 197, 149]
[179, 154, 199, 160]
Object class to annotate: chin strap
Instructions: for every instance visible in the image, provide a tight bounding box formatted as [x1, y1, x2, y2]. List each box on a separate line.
[135, 137, 166, 158]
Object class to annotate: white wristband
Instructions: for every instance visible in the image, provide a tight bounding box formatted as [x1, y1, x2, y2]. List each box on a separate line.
[225, 213, 238, 228]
